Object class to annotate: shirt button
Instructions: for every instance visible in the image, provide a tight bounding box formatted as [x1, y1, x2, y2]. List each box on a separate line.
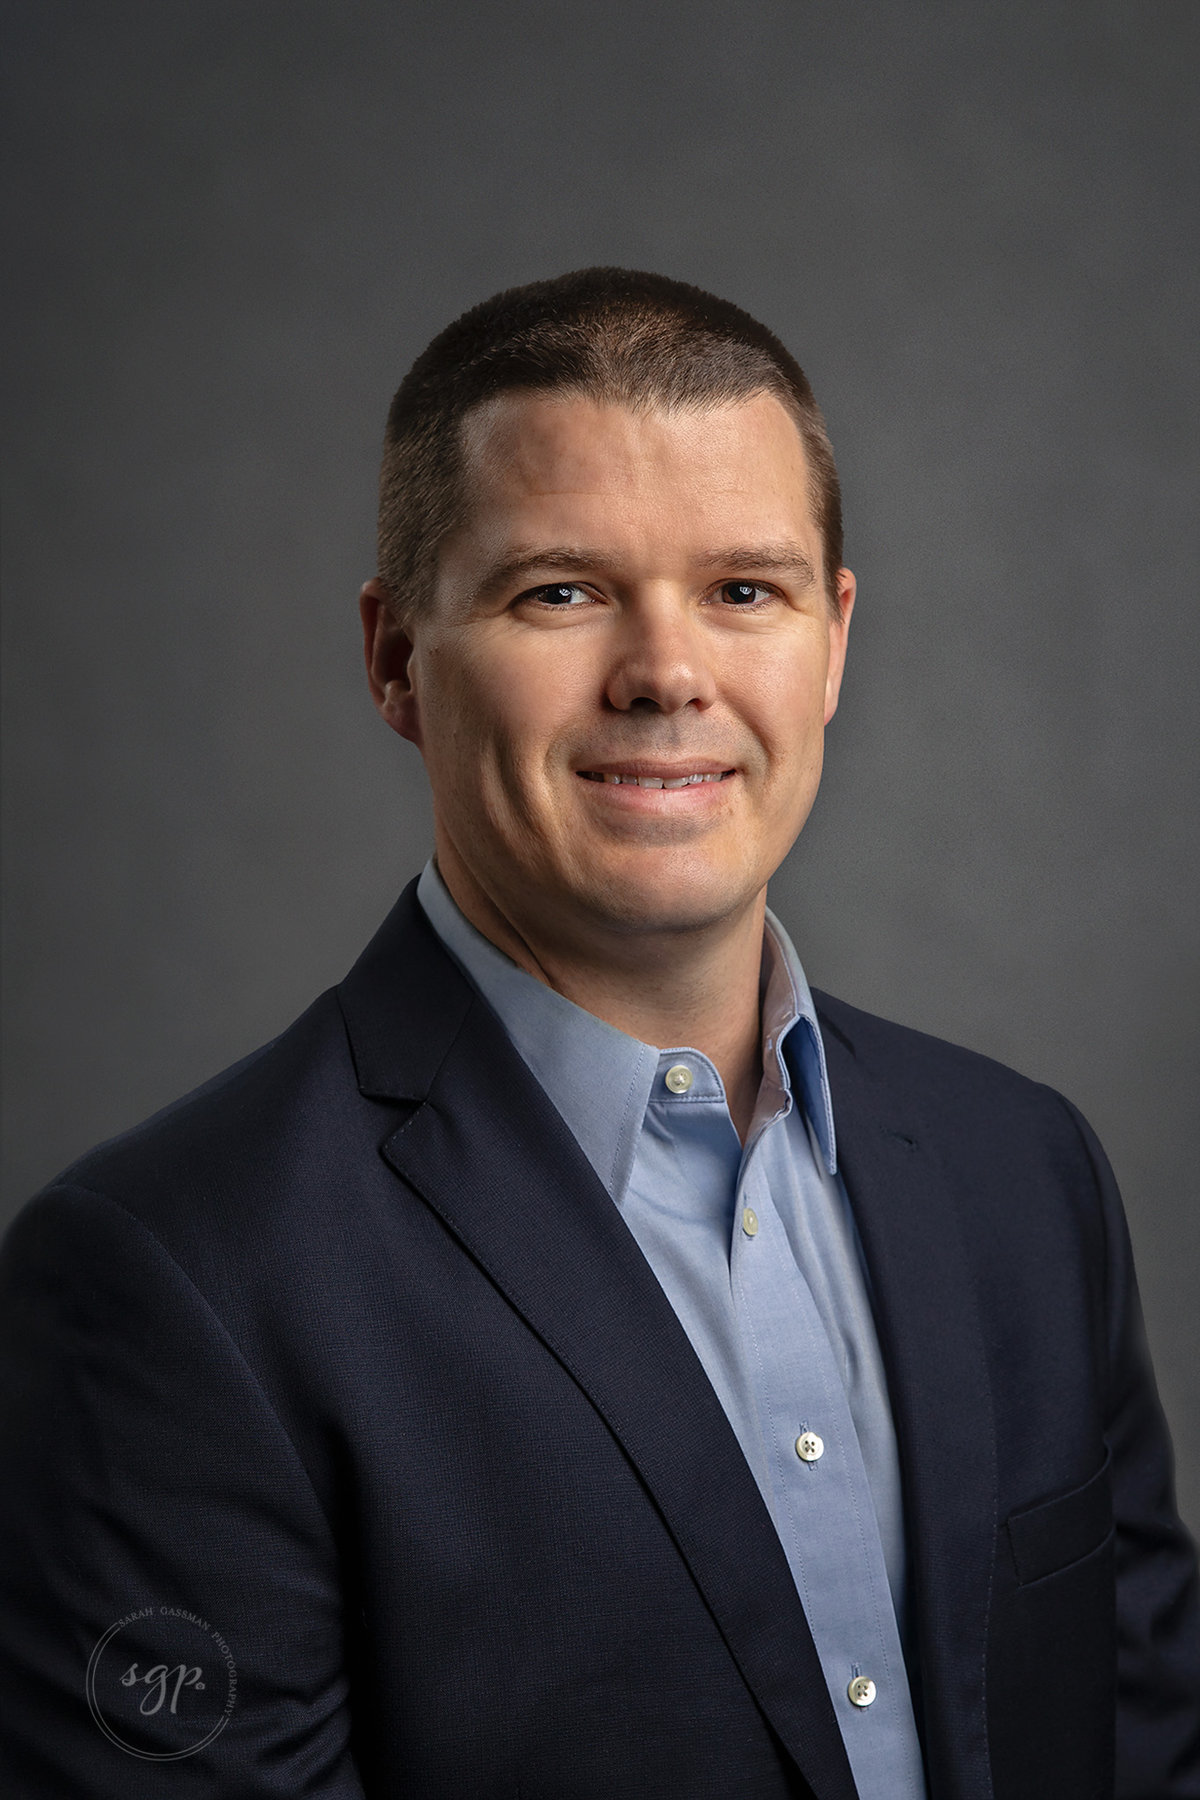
[848, 1676, 877, 1708]
[664, 1064, 693, 1094]
[741, 1207, 759, 1237]
[795, 1431, 824, 1462]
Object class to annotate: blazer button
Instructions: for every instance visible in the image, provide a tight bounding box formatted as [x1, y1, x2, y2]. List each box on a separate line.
[847, 1676, 877, 1708]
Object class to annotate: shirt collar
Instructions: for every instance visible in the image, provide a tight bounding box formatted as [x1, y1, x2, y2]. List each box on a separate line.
[416, 860, 838, 1197]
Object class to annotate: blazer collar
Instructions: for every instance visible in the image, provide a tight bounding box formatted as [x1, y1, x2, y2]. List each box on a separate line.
[337, 882, 476, 1103]
[338, 883, 859, 1800]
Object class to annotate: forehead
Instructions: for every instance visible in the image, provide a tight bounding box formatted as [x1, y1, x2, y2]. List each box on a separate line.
[453, 390, 818, 547]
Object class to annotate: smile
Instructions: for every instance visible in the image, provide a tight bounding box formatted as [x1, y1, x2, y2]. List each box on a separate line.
[577, 771, 732, 789]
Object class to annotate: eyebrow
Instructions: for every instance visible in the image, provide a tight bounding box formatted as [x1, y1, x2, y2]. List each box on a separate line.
[477, 541, 818, 594]
[692, 543, 818, 584]
[477, 548, 619, 594]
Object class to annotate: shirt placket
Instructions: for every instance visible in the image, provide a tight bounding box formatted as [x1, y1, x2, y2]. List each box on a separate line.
[732, 1132, 926, 1800]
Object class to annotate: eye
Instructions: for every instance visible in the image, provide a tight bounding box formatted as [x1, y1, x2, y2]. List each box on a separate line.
[718, 581, 774, 607]
[525, 582, 592, 608]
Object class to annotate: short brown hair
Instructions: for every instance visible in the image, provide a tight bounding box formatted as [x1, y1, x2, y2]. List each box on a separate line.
[378, 267, 843, 616]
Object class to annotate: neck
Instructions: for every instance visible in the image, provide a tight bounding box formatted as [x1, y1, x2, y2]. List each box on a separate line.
[436, 846, 766, 1143]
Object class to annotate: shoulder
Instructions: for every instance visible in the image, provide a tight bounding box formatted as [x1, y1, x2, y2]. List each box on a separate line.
[14, 884, 466, 1247]
[812, 986, 1112, 1200]
[2, 883, 488, 1321]
[816, 986, 1063, 1111]
[45, 985, 353, 1206]
[2, 986, 375, 1284]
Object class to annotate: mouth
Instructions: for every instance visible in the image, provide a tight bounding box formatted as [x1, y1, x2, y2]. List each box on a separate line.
[577, 768, 735, 789]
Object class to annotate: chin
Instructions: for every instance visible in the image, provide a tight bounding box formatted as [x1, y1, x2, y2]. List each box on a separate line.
[569, 860, 762, 939]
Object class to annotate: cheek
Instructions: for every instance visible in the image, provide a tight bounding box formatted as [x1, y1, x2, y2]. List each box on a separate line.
[423, 642, 572, 791]
[739, 650, 830, 766]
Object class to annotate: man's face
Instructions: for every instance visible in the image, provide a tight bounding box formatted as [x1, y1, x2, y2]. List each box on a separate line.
[365, 389, 853, 955]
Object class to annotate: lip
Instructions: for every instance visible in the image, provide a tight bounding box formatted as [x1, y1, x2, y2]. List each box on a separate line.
[575, 760, 735, 790]
[573, 763, 738, 816]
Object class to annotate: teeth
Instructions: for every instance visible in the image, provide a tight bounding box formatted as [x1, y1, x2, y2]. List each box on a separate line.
[588, 771, 726, 787]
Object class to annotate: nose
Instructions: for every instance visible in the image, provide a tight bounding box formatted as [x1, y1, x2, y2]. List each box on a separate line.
[603, 592, 719, 714]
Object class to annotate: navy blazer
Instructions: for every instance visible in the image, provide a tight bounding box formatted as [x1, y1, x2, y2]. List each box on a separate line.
[2, 884, 1197, 1798]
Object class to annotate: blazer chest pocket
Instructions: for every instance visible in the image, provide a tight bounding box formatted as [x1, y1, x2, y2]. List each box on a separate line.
[1005, 1446, 1113, 1585]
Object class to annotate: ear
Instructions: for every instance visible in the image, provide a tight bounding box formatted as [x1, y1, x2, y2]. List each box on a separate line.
[823, 567, 856, 724]
[359, 578, 422, 746]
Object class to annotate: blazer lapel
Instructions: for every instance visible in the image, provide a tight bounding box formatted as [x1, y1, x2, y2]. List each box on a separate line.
[817, 1003, 998, 1800]
[340, 888, 858, 1800]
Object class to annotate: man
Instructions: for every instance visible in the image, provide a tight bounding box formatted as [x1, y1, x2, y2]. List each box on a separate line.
[2, 269, 1197, 1799]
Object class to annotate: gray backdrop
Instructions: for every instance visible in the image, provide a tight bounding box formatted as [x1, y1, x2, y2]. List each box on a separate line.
[4, 1, 1197, 1533]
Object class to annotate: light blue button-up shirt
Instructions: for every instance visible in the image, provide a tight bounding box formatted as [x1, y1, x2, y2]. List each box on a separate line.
[418, 862, 927, 1798]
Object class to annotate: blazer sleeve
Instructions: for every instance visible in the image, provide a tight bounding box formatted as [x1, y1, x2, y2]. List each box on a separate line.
[0, 1182, 367, 1799]
[1061, 1099, 1200, 1794]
